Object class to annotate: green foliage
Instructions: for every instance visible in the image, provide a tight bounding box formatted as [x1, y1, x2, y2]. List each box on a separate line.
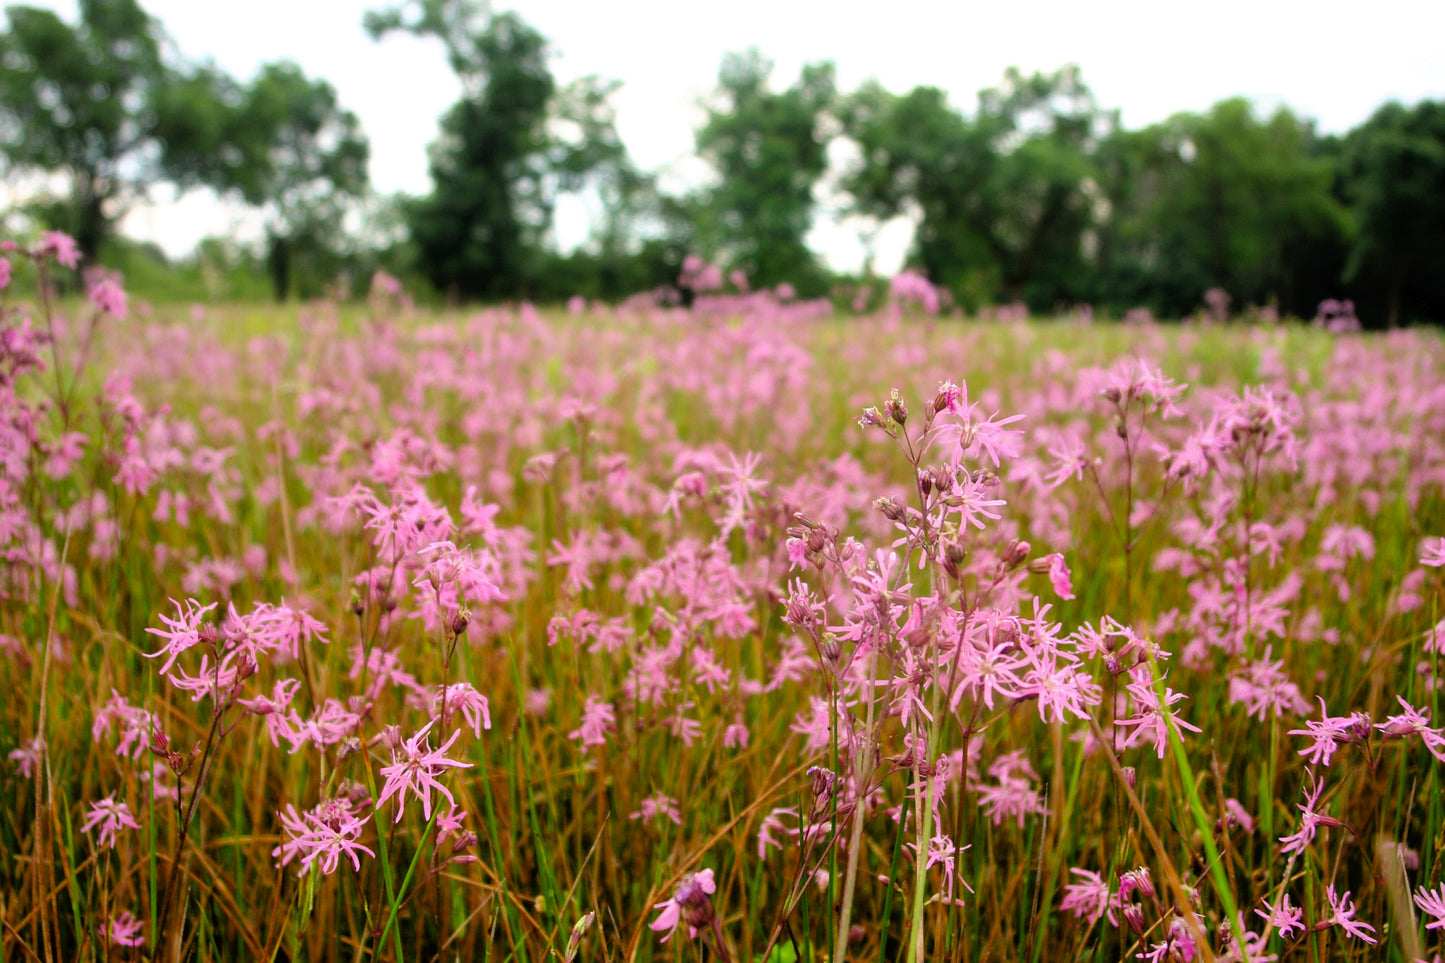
[1097, 98, 1350, 318]
[366, 2, 664, 302]
[1341, 100, 1445, 326]
[842, 66, 1108, 309]
[693, 51, 837, 295]
[227, 61, 370, 301]
[0, 0, 211, 261]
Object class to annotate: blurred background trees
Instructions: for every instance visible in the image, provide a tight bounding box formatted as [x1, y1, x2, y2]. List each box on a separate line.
[690, 51, 836, 296]
[3, 0, 1444, 323]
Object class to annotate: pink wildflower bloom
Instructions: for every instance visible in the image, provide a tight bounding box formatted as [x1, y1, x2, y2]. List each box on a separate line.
[8, 736, 44, 778]
[1138, 917, 1198, 963]
[1375, 695, 1445, 761]
[1117, 666, 1202, 758]
[107, 911, 145, 948]
[1288, 697, 1369, 767]
[630, 791, 682, 827]
[1255, 893, 1304, 938]
[143, 598, 219, 677]
[92, 690, 161, 759]
[436, 805, 468, 843]
[82, 795, 141, 850]
[37, 230, 81, 268]
[275, 801, 375, 876]
[1043, 553, 1074, 599]
[1278, 773, 1346, 856]
[89, 277, 127, 319]
[952, 473, 1007, 530]
[568, 695, 615, 748]
[723, 715, 750, 748]
[1061, 868, 1111, 923]
[1421, 537, 1445, 568]
[757, 807, 797, 858]
[1322, 885, 1376, 943]
[906, 831, 973, 904]
[1415, 883, 1445, 930]
[1045, 433, 1090, 488]
[0, 257, 10, 289]
[1228, 650, 1310, 721]
[376, 722, 472, 823]
[1222, 797, 1255, 834]
[432, 682, 491, 738]
[650, 868, 717, 942]
[239, 679, 304, 747]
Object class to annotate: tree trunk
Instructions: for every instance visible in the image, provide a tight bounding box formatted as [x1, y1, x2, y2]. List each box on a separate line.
[74, 183, 108, 274]
[1388, 267, 1403, 328]
[267, 232, 292, 302]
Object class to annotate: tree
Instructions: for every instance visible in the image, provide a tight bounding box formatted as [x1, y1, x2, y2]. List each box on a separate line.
[692, 51, 835, 294]
[0, 0, 239, 264]
[842, 66, 1107, 309]
[1096, 99, 1349, 317]
[227, 62, 369, 301]
[1340, 100, 1445, 325]
[367, 1, 633, 301]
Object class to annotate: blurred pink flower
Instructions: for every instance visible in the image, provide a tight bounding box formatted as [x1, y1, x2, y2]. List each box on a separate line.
[82, 795, 140, 850]
[107, 910, 145, 948]
[650, 868, 717, 943]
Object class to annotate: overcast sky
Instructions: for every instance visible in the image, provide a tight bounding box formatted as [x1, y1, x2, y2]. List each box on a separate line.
[16, 0, 1445, 272]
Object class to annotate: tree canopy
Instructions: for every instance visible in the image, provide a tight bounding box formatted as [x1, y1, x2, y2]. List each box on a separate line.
[691, 50, 836, 294]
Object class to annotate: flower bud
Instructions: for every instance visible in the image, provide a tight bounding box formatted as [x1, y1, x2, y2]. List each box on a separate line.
[564, 912, 596, 962]
[875, 497, 905, 521]
[450, 609, 470, 637]
[1003, 538, 1030, 568]
[885, 389, 908, 426]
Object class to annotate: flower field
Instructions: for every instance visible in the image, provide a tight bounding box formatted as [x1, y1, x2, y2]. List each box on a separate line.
[3, 238, 1445, 962]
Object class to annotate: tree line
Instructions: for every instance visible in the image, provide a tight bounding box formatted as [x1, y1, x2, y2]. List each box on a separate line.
[3, 0, 1443, 324]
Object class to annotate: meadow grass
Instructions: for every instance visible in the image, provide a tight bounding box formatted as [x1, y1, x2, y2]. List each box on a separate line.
[2, 254, 1444, 962]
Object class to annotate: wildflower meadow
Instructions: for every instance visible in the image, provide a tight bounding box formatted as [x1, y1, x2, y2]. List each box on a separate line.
[3, 237, 1445, 963]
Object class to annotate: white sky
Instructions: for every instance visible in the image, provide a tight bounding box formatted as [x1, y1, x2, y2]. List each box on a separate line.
[13, 0, 1445, 273]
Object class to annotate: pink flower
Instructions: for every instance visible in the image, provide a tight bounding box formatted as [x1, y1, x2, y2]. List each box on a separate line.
[8, 736, 43, 778]
[567, 695, 615, 749]
[82, 795, 141, 850]
[1416, 884, 1445, 930]
[376, 722, 472, 823]
[1288, 697, 1369, 767]
[1375, 695, 1445, 761]
[143, 598, 219, 678]
[1322, 885, 1376, 943]
[1041, 553, 1074, 599]
[1278, 772, 1346, 856]
[274, 801, 375, 876]
[37, 230, 81, 268]
[432, 682, 491, 738]
[1061, 868, 1111, 924]
[88, 276, 127, 319]
[0, 257, 10, 289]
[650, 868, 717, 942]
[1423, 537, 1445, 568]
[1255, 893, 1303, 938]
[1116, 665, 1202, 758]
[629, 791, 682, 827]
[107, 910, 145, 948]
